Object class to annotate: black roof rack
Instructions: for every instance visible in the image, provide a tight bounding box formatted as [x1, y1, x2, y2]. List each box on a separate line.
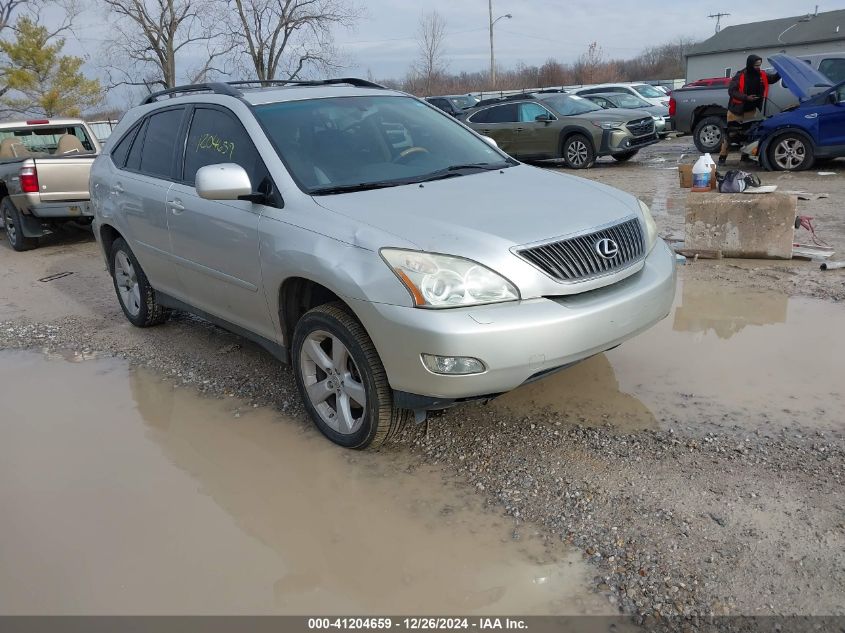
[140, 77, 386, 105]
[141, 82, 242, 105]
[474, 93, 536, 108]
[226, 77, 387, 90]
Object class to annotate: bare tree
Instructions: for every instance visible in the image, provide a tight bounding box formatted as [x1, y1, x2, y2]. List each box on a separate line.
[102, 0, 234, 90]
[411, 10, 447, 96]
[226, 0, 360, 81]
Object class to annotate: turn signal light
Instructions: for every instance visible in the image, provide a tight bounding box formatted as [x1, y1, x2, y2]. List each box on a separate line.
[19, 165, 39, 193]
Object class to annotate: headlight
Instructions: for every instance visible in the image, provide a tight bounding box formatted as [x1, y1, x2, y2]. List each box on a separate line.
[638, 200, 658, 253]
[591, 120, 624, 130]
[381, 249, 520, 308]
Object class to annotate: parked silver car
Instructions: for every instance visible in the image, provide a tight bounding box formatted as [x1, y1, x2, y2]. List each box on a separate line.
[89, 79, 676, 449]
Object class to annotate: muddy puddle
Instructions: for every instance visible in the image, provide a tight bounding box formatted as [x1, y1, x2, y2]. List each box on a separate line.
[0, 350, 614, 616]
[493, 278, 844, 434]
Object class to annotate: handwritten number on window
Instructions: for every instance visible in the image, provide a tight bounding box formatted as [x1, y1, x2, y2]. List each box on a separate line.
[196, 133, 235, 160]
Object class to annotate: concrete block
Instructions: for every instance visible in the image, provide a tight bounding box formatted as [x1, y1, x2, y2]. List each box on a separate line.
[684, 192, 796, 259]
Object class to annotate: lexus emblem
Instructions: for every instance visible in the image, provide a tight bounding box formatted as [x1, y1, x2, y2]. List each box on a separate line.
[595, 238, 619, 259]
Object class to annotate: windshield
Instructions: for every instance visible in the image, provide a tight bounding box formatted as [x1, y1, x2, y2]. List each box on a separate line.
[449, 95, 478, 109]
[0, 125, 95, 157]
[254, 96, 510, 193]
[539, 94, 603, 116]
[608, 93, 651, 109]
[633, 84, 665, 99]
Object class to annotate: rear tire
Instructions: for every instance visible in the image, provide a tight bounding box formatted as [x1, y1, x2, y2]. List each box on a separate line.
[693, 115, 724, 153]
[110, 237, 169, 327]
[292, 302, 409, 449]
[611, 150, 638, 162]
[562, 134, 595, 169]
[1, 198, 38, 252]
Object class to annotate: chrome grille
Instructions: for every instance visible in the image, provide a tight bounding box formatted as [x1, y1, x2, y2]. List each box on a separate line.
[626, 117, 655, 136]
[517, 217, 645, 282]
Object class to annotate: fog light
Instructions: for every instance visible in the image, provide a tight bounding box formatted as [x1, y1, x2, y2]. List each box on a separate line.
[421, 354, 485, 375]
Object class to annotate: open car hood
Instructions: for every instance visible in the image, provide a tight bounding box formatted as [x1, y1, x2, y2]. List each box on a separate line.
[768, 54, 833, 102]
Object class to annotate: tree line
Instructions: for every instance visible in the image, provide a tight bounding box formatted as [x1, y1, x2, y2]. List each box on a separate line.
[397, 11, 697, 96]
[0, 2, 696, 119]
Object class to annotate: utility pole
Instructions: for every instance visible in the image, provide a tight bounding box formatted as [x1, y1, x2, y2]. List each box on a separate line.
[709, 12, 730, 34]
[488, 1, 512, 88]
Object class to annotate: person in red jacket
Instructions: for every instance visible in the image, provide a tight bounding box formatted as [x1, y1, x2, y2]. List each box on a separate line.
[719, 54, 780, 164]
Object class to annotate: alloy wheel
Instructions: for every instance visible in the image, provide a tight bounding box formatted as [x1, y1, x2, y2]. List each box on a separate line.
[773, 137, 806, 170]
[566, 140, 589, 166]
[299, 330, 367, 435]
[114, 250, 141, 317]
[700, 124, 721, 148]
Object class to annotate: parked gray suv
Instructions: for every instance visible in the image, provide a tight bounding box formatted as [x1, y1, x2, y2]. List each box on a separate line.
[90, 79, 676, 449]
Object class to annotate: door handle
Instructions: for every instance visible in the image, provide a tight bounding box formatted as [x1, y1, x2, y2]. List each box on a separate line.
[481, 129, 491, 134]
[167, 199, 185, 214]
[515, 127, 524, 132]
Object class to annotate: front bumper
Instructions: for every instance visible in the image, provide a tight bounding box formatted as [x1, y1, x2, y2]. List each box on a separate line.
[349, 239, 676, 401]
[600, 129, 660, 154]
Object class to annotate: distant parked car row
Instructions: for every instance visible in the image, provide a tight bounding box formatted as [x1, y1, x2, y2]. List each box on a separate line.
[456, 92, 659, 168]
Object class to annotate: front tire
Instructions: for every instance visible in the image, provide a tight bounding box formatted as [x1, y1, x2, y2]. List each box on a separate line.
[2, 198, 38, 252]
[562, 134, 596, 169]
[693, 115, 724, 153]
[110, 237, 169, 327]
[612, 150, 638, 162]
[768, 133, 814, 171]
[292, 302, 409, 449]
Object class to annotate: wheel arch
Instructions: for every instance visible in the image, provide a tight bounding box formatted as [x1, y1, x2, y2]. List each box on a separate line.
[558, 125, 596, 155]
[278, 276, 359, 350]
[99, 223, 124, 273]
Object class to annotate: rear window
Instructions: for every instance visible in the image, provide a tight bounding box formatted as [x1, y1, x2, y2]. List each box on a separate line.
[0, 125, 95, 156]
[633, 84, 665, 98]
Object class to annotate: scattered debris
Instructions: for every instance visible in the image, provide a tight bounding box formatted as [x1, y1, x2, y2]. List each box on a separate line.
[817, 171, 836, 176]
[820, 261, 845, 271]
[675, 248, 723, 259]
[792, 244, 836, 260]
[38, 272, 74, 283]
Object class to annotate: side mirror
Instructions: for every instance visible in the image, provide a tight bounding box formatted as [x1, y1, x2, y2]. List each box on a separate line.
[481, 135, 499, 148]
[196, 163, 252, 201]
[535, 114, 551, 122]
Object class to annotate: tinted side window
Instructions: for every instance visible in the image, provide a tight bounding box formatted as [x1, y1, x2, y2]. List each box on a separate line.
[139, 108, 184, 179]
[520, 102, 552, 121]
[110, 124, 139, 168]
[183, 108, 268, 190]
[469, 108, 490, 124]
[820, 58, 845, 83]
[125, 118, 148, 172]
[485, 104, 519, 123]
[578, 88, 600, 95]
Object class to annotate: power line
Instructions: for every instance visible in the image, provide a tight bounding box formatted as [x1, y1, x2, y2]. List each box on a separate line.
[708, 12, 730, 34]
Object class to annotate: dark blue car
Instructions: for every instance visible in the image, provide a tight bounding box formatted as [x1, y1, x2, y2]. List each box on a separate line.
[751, 54, 845, 171]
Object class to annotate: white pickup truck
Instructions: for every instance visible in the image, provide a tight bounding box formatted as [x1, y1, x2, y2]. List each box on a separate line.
[0, 118, 101, 251]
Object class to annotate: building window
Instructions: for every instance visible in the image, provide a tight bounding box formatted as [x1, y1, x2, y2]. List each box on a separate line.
[724, 67, 732, 78]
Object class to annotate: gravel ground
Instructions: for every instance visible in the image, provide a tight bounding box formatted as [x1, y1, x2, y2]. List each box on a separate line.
[1, 138, 844, 625]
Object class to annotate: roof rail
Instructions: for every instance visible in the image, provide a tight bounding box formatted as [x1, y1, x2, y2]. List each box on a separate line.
[226, 77, 387, 90]
[140, 82, 242, 105]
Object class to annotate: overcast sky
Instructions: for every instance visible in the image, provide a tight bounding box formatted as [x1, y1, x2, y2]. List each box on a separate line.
[333, 0, 845, 79]
[63, 0, 845, 106]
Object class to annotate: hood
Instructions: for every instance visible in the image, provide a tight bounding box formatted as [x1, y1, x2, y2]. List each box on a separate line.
[312, 165, 640, 258]
[768, 53, 832, 102]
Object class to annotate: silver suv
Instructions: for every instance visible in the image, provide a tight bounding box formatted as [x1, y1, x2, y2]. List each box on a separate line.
[90, 79, 676, 449]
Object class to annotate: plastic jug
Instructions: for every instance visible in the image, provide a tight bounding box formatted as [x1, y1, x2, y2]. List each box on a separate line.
[691, 154, 712, 192]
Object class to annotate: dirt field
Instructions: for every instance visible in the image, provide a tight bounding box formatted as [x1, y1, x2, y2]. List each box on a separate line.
[0, 136, 843, 624]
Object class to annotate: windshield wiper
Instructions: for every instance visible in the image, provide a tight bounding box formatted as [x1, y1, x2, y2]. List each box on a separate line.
[310, 181, 405, 195]
[417, 162, 511, 183]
